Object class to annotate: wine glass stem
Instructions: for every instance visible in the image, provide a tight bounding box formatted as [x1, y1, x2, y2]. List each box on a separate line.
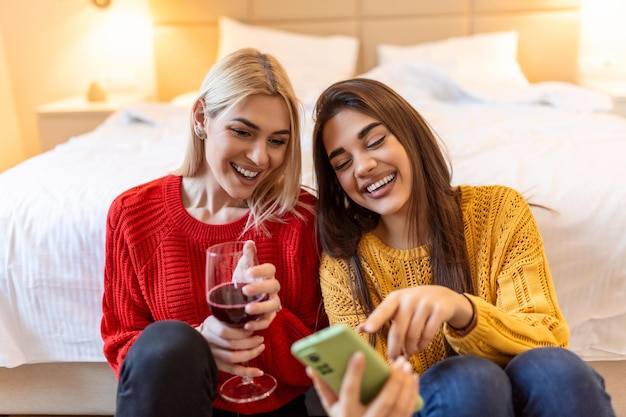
[241, 361, 253, 384]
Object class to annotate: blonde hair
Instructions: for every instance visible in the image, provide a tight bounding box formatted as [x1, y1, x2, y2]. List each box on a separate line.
[175, 48, 307, 234]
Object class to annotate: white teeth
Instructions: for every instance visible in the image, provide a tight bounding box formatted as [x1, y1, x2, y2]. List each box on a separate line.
[366, 174, 395, 193]
[233, 164, 259, 179]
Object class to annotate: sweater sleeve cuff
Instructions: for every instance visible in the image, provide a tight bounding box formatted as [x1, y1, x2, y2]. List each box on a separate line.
[446, 293, 477, 337]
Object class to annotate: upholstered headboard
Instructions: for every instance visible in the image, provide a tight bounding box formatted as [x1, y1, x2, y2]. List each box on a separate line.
[148, 0, 581, 101]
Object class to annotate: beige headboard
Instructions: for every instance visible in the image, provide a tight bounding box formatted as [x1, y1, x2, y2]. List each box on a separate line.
[149, 0, 581, 101]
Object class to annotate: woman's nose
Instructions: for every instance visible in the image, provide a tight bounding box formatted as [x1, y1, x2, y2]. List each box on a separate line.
[247, 140, 269, 166]
[354, 154, 376, 177]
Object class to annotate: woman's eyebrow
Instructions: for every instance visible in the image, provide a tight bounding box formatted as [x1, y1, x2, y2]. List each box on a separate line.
[231, 117, 259, 130]
[328, 147, 345, 160]
[327, 122, 382, 160]
[358, 122, 382, 139]
[231, 118, 290, 135]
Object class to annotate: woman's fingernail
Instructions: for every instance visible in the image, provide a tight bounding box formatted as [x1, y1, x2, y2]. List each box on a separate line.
[402, 360, 413, 373]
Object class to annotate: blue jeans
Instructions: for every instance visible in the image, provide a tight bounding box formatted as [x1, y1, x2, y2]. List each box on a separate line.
[416, 347, 615, 417]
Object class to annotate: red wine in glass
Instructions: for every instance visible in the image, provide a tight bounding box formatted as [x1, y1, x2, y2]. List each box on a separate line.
[208, 282, 267, 327]
[205, 240, 277, 403]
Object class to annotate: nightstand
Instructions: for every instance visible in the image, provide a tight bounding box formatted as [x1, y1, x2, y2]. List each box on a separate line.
[580, 79, 626, 117]
[36, 92, 147, 152]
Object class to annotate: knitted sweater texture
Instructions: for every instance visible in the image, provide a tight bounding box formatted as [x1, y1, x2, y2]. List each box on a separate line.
[101, 174, 326, 414]
[319, 185, 569, 374]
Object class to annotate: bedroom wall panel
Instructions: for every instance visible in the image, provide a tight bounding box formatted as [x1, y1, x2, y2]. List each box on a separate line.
[474, 0, 580, 12]
[250, 0, 357, 21]
[154, 26, 216, 100]
[149, 0, 248, 23]
[475, 11, 580, 83]
[362, 0, 469, 17]
[256, 21, 359, 38]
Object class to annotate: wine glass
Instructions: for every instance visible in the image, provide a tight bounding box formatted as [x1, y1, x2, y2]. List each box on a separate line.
[205, 240, 277, 403]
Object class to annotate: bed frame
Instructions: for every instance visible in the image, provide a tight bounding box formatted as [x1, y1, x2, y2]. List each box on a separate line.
[2, 1, 624, 416]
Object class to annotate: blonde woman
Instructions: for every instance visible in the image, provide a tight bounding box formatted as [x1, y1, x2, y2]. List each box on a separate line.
[101, 48, 326, 417]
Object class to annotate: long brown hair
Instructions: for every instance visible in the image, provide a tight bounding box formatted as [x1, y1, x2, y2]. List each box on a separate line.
[313, 78, 474, 327]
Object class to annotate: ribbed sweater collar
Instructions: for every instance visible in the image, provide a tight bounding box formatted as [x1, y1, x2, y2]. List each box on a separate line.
[162, 174, 250, 241]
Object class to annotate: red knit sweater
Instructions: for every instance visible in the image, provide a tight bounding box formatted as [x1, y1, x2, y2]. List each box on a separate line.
[101, 174, 327, 414]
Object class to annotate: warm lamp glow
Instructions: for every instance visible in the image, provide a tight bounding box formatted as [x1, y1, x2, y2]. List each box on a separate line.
[76, 1, 155, 93]
[579, 0, 626, 79]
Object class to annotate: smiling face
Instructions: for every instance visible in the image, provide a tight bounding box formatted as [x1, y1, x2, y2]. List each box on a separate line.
[201, 94, 290, 200]
[322, 109, 413, 220]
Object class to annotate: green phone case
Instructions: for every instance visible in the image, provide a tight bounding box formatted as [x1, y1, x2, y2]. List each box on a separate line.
[291, 324, 423, 411]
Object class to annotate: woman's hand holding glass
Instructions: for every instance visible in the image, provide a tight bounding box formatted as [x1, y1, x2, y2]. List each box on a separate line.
[232, 261, 282, 332]
[198, 265, 280, 376]
[201, 240, 283, 403]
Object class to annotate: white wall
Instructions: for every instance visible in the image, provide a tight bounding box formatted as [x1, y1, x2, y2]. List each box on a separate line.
[0, 28, 23, 172]
[0, 0, 155, 163]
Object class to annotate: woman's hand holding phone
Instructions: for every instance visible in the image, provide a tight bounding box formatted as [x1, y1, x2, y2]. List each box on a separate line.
[308, 352, 419, 417]
[291, 324, 423, 417]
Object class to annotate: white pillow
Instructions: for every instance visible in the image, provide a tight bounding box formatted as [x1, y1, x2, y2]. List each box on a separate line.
[170, 91, 198, 108]
[217, 16, 359, 103]
[377, 31, 529, 99]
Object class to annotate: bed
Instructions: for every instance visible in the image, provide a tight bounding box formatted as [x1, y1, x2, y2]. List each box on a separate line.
[1, 0, 625, 416]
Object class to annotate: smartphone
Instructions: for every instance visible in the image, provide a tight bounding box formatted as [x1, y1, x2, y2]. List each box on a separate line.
[291, 324, 423, 412]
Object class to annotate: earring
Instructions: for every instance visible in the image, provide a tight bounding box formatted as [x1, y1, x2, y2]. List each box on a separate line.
[194, 125, 205, 139]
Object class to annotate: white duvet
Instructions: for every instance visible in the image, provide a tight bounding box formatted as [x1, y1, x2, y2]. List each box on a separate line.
[1, 63, 625, 368]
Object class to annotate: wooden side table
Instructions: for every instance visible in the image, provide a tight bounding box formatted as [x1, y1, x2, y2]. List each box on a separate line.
[36, 92, 147, 152]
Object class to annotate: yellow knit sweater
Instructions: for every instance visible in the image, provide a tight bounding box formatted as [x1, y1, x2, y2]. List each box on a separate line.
[319, 185, 570, 374]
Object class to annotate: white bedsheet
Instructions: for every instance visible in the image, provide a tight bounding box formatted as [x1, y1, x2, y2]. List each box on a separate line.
[0, 104, 189, 367]
[422, 103, 626, 360]
[1, 66, 625, 368]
